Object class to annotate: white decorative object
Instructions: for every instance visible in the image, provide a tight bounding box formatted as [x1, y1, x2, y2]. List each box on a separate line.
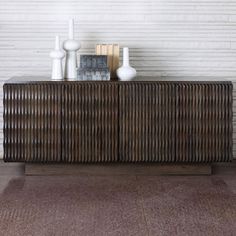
[63, 19, 81, 79]
[117, 47, 136, 81]
[50, 36, 65, 80]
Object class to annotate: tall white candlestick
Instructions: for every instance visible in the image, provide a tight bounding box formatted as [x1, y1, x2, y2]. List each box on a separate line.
[63, 19, 81, 80]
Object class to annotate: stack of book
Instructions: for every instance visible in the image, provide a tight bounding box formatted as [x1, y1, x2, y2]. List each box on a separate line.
[77, 55, 110, 81]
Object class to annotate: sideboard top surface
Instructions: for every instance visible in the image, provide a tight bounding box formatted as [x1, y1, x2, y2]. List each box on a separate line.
[4, 76, 233, 85]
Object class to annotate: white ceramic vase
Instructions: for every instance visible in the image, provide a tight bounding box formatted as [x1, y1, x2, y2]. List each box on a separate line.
[63, 19, 81, 80]
[50, 36, 65, 80]
[117, 47, 136, 81]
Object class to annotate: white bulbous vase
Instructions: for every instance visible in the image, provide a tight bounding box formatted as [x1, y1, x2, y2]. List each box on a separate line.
[117, 47, 136, 81]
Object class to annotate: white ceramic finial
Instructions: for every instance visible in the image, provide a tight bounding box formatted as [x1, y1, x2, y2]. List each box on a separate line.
[50, 36, 65, 80]
[63, 19, 81, 80]
[123, 47, 129, 67]
[117, 47, 136, 81]
[55, 35, 60, 50]
[69, 19, 74, 40]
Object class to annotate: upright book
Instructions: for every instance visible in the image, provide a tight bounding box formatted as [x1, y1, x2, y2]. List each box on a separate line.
[96, 44, 120, 80]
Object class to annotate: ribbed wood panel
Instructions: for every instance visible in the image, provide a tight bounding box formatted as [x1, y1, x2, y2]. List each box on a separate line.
[3, 80, 232, 163]
[62, 82, 118, 163]
[3, 83, 62, 162]
[119, 82, 232, 163]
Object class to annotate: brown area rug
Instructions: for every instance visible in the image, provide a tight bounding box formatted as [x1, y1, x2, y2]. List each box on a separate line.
[0, 176, 235, 236]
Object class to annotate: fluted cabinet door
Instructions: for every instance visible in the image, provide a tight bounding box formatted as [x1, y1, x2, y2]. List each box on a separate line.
[3, 80, 232, 163]
[62, 82, 118, 163]
[3, 83, 62, 163]
[119, 82, 232, 163]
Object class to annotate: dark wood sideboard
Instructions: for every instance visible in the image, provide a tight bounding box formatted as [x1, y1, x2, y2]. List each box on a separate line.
[3, 76, 233, 165]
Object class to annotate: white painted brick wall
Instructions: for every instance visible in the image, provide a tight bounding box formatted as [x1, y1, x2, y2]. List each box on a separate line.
[0, 0, 236, 159]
